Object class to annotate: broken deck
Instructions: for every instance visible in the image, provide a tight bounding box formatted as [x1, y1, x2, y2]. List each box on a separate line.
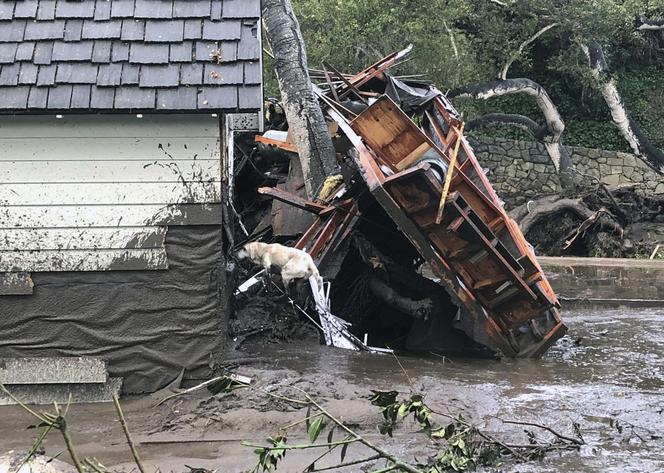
[258, 48, 566, 357]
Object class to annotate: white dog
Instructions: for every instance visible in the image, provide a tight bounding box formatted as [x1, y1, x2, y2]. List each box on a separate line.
[236, 242, 322, 287]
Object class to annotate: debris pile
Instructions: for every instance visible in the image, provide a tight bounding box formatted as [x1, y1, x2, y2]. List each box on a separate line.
[233, 48, 566, 358]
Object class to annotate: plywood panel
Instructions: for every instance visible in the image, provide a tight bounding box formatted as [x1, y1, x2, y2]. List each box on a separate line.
[0, 203, 222, 228]
[0, 181, 220, 205]
[0, 160, 220, 183]
[0, 138, 219, 162]
[0, 227, 167, 251]
[351, 96, 431, 171]
[0, 248, 169, 272]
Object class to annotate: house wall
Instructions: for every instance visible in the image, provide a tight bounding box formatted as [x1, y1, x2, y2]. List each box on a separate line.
[0, 114, 228, 393]
[0, 114, 222, 284]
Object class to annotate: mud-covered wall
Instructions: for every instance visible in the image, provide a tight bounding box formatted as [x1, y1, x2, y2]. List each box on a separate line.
[469, 137, 664, 206]
[0, 226, 226, 394]
[0, 114, 222, 293]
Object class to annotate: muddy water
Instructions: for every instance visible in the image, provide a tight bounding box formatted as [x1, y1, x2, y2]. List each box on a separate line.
[0, 307, 662, 472]
[246, 307, 664, 472]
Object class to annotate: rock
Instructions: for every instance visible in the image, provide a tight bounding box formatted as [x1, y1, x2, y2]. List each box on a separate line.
[602, 174, 621, 185]
[655, 182, 664, 195]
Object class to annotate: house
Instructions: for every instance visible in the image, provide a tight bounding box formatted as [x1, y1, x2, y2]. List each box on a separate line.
[0, 0, 262, 394]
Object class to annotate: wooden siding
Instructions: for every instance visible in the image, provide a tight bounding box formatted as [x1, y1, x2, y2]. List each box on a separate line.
[0, 114, 221, 277]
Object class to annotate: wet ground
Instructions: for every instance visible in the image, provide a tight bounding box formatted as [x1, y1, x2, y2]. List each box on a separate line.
[1, 306, 663, 472]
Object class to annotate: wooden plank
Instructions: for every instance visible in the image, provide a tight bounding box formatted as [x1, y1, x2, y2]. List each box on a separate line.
[0, 160, 221, 183]
[0, 227, 167, 251]
[0, 181, 221, 205]
[0, 138, 219, 162]
[350, 96, 431, 171]
[0, 248, 168, 272]
[0, 203, 223, 228]
[450, 201, 537, 302]
[258, 186, 327, 213]
[0, 272, 33, 295]
[383, 162, 429, 187]
[0, 114, 219, 139]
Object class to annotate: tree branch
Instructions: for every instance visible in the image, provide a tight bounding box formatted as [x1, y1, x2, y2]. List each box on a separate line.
[500, 23, 558, 80]
[636, 14, 664, 31]
[499, 419, 584, 445]
[581, 40, 664, 174]
[113, 395, 146, 473]
[466, 113, 546, 139]
[442, 19, 459, 59]
[368, 276, 433, 320]
[450, 79, 571, 174]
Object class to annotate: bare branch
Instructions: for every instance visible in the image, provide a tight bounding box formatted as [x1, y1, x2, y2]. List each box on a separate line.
[442, 19, 459, 59]
[500, 419, 584, 445]
[113, 395, 146, 473]
[636, 14, 664, 31]
[501, 23, 558, 80]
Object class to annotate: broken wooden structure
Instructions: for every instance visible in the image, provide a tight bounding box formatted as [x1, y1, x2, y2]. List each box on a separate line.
[254, 48, 566, 357]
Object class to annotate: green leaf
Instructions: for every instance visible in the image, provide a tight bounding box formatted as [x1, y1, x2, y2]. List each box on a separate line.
[431, 426, 447, 439]
[308, 417, 324, 443]
[305, 405, 312, 432]
[340, 442, 349, 462]
[397, 403, 409, 418]
[326, 426, 335, 445]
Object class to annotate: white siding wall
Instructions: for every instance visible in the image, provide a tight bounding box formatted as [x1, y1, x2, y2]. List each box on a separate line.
[0, 114, 221, 281]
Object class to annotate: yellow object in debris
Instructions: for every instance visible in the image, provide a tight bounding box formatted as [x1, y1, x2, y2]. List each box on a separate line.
[317, 174, 344, 202]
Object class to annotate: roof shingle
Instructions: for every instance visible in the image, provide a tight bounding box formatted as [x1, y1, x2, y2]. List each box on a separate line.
[0, 0, 261, 112]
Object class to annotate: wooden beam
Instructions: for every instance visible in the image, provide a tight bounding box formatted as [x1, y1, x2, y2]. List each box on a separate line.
[257, 187, 327, 213]
[435, 123, 464, 224]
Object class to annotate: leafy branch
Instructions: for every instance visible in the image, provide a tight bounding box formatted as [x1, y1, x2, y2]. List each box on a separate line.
[246, 387, 585, 473]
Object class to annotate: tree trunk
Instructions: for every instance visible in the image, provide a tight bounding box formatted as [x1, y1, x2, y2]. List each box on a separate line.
[509, 196, 622, 236]
[368, 276, 433, 320]
[449, 79, 578, 189]
[581, 41, 664, 174]
[262, 0, 338, 198]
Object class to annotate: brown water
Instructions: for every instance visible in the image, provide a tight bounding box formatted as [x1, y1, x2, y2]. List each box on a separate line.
[0, 307, 662, 472]
[244, 307, 664, 472]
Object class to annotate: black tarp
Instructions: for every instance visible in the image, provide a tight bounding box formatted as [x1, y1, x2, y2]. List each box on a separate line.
[0, 226, 226, 394]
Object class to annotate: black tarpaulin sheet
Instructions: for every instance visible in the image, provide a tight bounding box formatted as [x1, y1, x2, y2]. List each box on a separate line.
[384, 75, 438, 114]
[0, 226, 226, 394]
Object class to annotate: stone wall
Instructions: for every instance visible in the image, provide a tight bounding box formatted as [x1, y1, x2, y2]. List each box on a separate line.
[468, 137, 664, 206]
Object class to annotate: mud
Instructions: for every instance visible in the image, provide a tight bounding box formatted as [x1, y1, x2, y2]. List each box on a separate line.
[0, 307, 663, 472]
[522, 188, 664, 258]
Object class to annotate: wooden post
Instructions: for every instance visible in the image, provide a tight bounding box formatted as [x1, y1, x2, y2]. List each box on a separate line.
[435, 123, 464, 224]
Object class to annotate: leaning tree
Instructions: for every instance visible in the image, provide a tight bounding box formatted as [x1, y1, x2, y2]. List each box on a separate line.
[262, 0, 338, 199]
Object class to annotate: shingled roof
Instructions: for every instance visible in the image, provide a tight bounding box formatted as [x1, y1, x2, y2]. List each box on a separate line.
[0, 0, 262, 112]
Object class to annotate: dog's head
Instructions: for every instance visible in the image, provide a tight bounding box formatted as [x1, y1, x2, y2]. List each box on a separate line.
[235, 242, 263, 261]
[235, 245, 250, 260]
